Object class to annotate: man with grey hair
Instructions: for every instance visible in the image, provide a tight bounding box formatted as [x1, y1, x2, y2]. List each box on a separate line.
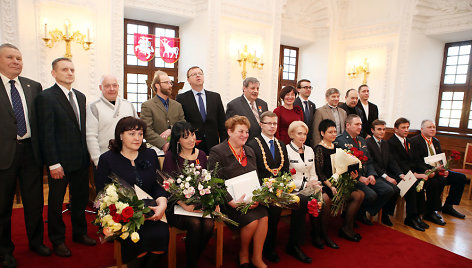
[410, 119, 466, 224]
[226, 76, 268, 140]
[86, 74, 137, 166]
[311, 88, 347, 146]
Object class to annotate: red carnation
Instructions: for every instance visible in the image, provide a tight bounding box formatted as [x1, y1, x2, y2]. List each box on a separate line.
[290, 168, 296, 175]
[112, 213, 122, 223]
[109, 204, 117, 216]
[122, 206, 134, 219]
[307, 199, 319, 217]
[195, 140, 202, 146]
[450, 150, 461, 161]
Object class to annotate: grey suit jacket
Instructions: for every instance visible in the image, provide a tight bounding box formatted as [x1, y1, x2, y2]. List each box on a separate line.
[0, 76, 42, 169]
[312, 104, 347, 146]
[225, 95, 268, 140]
[140, 96, 185, 149]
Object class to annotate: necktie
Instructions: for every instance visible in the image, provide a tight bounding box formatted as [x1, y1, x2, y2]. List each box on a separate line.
[377, 140, 382, 152]
[68, 91, 80, 126]
[404, 139, 409, 153]
[426, 141, 434, 156]
[250, 102, 260, 123]
[331, 107, 341, 134]
[303, 101, 310, 123]
[269, 140, 275, 160]
[197, 92, 206, 122]
[352, 137, 358, 147]
[9, 80, 27, 137]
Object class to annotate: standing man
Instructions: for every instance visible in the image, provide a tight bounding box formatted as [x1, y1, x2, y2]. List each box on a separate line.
[410, 120, 466, 225]
[0, 43, 50, 268]
[312, 88, 347, 146]
[86, 74, 137, 166]
[176, 66, 227, 154]
[356, 84, 378, 137]
[294, 79, 316, 145]
[36, 58, 96, 258]
[226, 77, 268, 140]
[141, 70, 185, 153]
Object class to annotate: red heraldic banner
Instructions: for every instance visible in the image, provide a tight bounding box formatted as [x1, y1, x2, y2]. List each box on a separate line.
[134, 33, 155, 62]
[159, 37, 180, 63]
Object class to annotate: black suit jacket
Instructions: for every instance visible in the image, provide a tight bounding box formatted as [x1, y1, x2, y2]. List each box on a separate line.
[226, 95, 268, 140]
[176, 89, 227, 152]
[36, 84, 89, 172]
[0, 76, 42, 169]
[247, 135, 290, 183]
[366, 137, 403, 180]
[294, 96, 316, 145]
[356, 101, 378, 136]
[387, 135, 419, 174]
[409, 134, 442, 173]
[334, 131, 377, 177]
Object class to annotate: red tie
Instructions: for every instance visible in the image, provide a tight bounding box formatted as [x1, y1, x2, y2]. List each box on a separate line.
[404, 139, 408, 152]
[353, 137, 357, 147]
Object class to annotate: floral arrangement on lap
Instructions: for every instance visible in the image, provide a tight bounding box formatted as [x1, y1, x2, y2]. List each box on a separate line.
[417, 150, 461, 192]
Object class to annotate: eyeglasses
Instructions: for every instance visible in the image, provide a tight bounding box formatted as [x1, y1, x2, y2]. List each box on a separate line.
[160, 81, 173, 86]
[261, 122, 277, 126]
[189, 72, 204, 77]
[300, 86, 313, 90]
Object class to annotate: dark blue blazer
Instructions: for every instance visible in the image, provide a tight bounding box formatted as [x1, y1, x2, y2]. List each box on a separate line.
[334, 130, 377, 177]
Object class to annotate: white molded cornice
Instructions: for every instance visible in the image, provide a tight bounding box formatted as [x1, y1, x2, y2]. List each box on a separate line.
[0, 0, 19, 45]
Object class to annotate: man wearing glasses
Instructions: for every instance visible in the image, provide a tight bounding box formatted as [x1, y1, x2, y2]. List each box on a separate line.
[294, 79, 316, 145]
[176, 66, 227, 154]
[141, 70, 185, 153]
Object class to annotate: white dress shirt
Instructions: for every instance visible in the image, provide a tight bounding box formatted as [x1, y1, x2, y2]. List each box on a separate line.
[191, 88, 207, 113]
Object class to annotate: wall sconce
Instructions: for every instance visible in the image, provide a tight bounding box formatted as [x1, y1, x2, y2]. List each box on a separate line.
[42, 19, 93, 58]
[347, 58, 370, 84]
[236, 44, 264, 79]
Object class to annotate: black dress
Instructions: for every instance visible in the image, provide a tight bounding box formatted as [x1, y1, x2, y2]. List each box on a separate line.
[207, 142, 268, 229]
[95, 148, 169, 263]
[314, 144, 335, 198]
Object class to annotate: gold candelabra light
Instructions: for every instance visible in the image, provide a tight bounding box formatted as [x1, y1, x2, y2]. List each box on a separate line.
[41, 19, 93, 58]
[347, 58, 370, 84]
[237, 45, 264, 79]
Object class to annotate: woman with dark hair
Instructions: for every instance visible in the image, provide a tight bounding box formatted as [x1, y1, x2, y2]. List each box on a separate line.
[95, 116, 169, 267]
[208, 115, 268, 268]
[273, 86, 304, 145]
[314, 119, 364, 242]
[162, 121, 213, 268]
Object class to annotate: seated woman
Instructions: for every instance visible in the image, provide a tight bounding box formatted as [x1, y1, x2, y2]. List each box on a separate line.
[273, 86, 304, 145]
[286, 121, 339, 249]
[313, 119, 364, 242]
[95, 117, 169, 267]
[162, 122, 213, 268]
[208, 115, 268, 268]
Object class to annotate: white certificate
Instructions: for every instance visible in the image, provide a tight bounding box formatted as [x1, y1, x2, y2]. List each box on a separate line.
[397, 171, 417, 197]
[424, 153, 446, 167]
[174, 205, 211, 218]
[225, 170, 260, 203]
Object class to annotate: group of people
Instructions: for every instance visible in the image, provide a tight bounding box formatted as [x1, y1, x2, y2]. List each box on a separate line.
[0, 41, 467, 268]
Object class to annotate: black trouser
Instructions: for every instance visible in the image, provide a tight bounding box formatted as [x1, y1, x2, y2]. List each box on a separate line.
[47, 166, 89, 245]
[382, 180, 400, 216]
[288, 195, 309, 246]
[424, 175, 446, 214]
[0, 142, 44, 255]
[404, 181, 426, 218]
[264, 206, 281, 253]
[357, 178, 395, 216]
[443, 171, 466, 206]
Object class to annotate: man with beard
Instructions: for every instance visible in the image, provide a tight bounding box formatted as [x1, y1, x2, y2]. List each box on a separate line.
[141, 70, 185, 153]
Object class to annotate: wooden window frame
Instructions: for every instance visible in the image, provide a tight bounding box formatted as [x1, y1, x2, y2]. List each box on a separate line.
[277, 45, 299, 106]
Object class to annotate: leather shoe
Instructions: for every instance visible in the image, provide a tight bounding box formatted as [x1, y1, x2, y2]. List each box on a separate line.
[424, 213, 446, 226]
[381, 215, 393, 227]
[358, 213, 373, 226]
[286, 245, 312, 263]
[73, 235, 97, 246]
[311, 237, 324, 249]
[434, 211, 443, 219]
[262, 250, 279, 263]
[29, 244, 52, 256]
[404, 217, 425, 231]
[324, 238, 339, 249]
[1, 253, 17, 268]
[355, 233, 362, 240]
[338, 229, 360, 242]
[416, 217, 429, 229]
[442, 205, 466, 219]
[53, 243, 71, 257]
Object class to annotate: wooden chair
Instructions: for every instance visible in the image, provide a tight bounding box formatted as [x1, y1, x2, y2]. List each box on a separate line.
[369, 209, 382, 224]
[114, 240, 123, 268]
[450, 143, 472, 200]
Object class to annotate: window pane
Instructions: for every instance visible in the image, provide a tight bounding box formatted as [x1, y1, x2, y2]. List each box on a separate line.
[155, 37, 160, 49]
[444, 75, 455, 84]
[137, 103, 142, 113]
[165, 29, 175, 37]
[291, 57, 297, 65]
[459, 45, 471, 55]
[452, 100, 463, 109]
[127, 24, 137, 34]
[165, 62, 175, 68]
[448, 46, 459, 56]
[442, 92, 453, 100]
[468, 120, 472, 129]
[289, 73, 295, 80]
[127, 35, 134, 45]
[453, 92, 464, 100]
[449, 119, 460, 128]
[284, 48, 290, 56]
[127, 55, 137, 66]
[127, 73, 137, 83]
[439, 109, 450, 118]
[138, 74, 147, 83]
[283, 72, 288, 80]
[155, 57, 165, 67]
[137, 25, 148, 34]
[284, 57, 290, 65]
[455, 74, 467, 84]
[137, 60, 148, 67]
[438, 118, 449, 127]
[156, 28, 165, 38]
[445, 65, 456, 74]
[138, 94, 148, 103]
[290, 49, 296, 57]
[289, 65, 295, 73]
[127, 45, 134, 55]
[127, 83, 137, 93]
[127, 93, 137, 102]
[137, 83, 148, 94]
[458, 55, 469, 65]
[451, 109, 462, 118]
[446, 56, 458, 65]
[456, 65, 468, 74]
[441, 101, 452, 109]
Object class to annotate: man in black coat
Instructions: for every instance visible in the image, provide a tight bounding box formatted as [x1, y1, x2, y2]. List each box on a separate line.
[410, 120, 466, 225]
[0, 43, 50, 268]
[365, 120, 401, 226]
[176, 66, 227, 154]
[226, 77, 268, 140]
[339, 89, 366, 137]
[294, 79, 316, 145]
[36, 58, 96, 258]
[356, 84, 378, 137]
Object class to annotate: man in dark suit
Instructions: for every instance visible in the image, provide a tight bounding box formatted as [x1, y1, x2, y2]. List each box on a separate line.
[339, 89, 366, 137]
[356, 84, 378, 137]
[387, 117, 429, 231]
[176, 66, 227, 154]
[36, 58, 96, 258]
[334, 114, 395, 226]
[247, 112, 311, 263]
[0, 43, 50, 268]
[410, 120, 466, 225]
[226, 77, 268, 140]
[294, 79, 315, 145]
[365, 120, 401, 226]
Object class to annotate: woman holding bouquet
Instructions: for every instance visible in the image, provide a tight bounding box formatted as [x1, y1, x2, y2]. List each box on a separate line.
[314, 119, 364, 242]
[95, 117, 168, 267]
[286, 121, 339, 249]
[162, 122, 213, 268]
[208, 116, 268, 268]
[273, 86, 304, 145]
